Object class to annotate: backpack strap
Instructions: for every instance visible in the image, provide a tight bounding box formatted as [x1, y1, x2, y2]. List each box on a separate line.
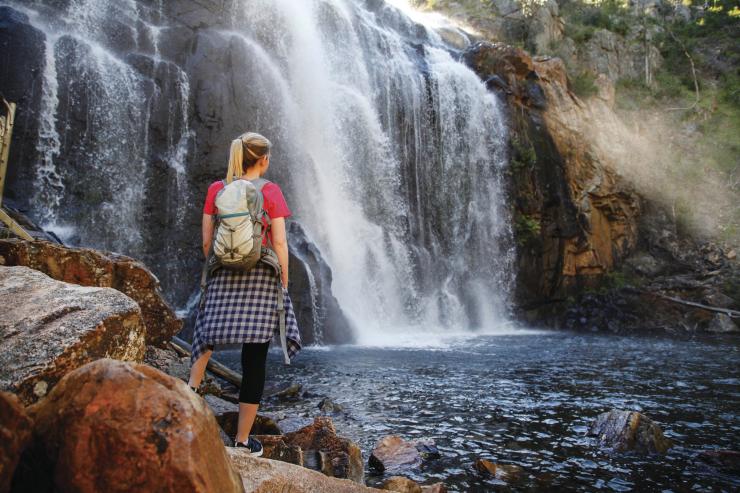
[260, 248, 290, 365]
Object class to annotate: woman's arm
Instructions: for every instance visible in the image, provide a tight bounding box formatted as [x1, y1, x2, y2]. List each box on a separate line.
[271, 217, 289, 288]
[202, 213, 215, 258]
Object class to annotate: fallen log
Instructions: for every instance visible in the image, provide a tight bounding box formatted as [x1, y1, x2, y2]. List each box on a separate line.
[170, 337, 242, 387]
[654, 293, 740, 318]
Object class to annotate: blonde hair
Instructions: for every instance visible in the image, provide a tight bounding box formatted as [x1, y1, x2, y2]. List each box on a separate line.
[225, 132, 272, 183]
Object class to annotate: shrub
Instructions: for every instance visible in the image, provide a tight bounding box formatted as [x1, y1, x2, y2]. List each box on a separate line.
[571, 71, 599, 98]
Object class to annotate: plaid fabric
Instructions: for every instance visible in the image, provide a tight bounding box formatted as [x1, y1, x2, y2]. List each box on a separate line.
[191, 262, 301, 364]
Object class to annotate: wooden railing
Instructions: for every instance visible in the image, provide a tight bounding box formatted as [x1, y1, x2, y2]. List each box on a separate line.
[0, 97, 33, 240]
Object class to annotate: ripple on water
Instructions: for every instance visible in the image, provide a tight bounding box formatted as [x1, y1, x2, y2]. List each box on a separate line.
[217, 332, 740, 492]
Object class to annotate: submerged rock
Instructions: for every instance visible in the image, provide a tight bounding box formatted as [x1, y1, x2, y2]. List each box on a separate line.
[588, 410, 672, 454]
[698, 449, 740, 475]
[268, 382, 303, 401]
[0, 239, 182, 346]
[318, 397, 344, 414]
[474, 459, 524, 481]
[0, 266, 146, 404]
[227, 449, 378, 492]
[369, 435, 422, 473]
[15, 359, 243, 493]
[0, 391, 32, 493]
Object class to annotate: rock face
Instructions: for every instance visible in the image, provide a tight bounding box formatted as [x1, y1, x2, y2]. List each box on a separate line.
[588, 410, 672, 454]
[0, 391, 32, 493]
[0, 7, 45, 195]
[462, 42, 641, 310]
[566, 28, 663, 83]
[14, 359, 244, 493]
[0, 266, 146, 405]
[287, 222, 356, 345]
[0, 239, 182, 346]
[227, 448, 379, 493]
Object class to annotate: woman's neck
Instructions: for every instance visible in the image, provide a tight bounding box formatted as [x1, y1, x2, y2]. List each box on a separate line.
[241, 171, 261, 180]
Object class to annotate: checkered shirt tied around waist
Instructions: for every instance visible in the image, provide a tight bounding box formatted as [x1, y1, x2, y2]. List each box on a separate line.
[191, 262, 301, 364]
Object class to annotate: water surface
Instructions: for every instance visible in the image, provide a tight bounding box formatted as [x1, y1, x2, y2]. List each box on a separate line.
[220, 332, 739, 492]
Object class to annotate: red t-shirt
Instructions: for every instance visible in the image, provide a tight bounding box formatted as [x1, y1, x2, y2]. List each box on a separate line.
[203, 180, 292, 246]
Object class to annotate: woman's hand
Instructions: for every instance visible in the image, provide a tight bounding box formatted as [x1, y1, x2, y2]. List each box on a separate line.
[202, 213, 215, 258]
[271, 217, 289, 288]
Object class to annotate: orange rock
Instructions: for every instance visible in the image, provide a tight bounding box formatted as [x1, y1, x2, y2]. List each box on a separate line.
[381, 476, 422, 492]
[474, 459, 523, 481]
[283, 416, 364, 483]
[0, 239, 181, 346]
[15, 359, 243, 493]
[0, 391, 32, 493]
[369, 435, 422, 473]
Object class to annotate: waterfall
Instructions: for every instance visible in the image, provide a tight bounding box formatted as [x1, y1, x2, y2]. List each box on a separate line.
[3, 0, 515, 344]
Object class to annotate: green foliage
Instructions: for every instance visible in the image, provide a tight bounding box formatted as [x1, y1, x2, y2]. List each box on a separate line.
[514, 213, 541, 246]
[511, 136, 537, 170]
[562, 0, 632, 40]
[571, 71, 599, 98]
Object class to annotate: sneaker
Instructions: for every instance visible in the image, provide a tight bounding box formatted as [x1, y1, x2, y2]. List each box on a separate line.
[189, 385, 205, 396]
[234, 436, 263, 457]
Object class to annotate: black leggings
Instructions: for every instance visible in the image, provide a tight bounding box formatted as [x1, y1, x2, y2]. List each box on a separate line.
[239, 341, 270, 404]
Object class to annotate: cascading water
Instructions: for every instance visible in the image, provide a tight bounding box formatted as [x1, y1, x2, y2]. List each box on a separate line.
[2, 0, 515, 344]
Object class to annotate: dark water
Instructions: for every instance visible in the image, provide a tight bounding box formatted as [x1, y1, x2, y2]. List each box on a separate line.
[219, 332, 740, 492]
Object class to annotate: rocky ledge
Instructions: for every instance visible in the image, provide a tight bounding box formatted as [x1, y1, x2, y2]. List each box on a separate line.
[0, 238, 182, 346]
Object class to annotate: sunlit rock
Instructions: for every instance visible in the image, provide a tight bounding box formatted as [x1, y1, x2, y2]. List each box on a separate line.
[0, 239, 182, 346]
[0, 266, 146, 405]
[14, 359, 243, 493]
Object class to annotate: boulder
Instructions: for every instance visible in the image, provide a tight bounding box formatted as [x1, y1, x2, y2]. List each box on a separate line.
[227, 448, 380, 492]
[0, 239, 182, 346]
[381, 476, 422, 493]
[588, 410, 672, 454]
[15, 359, 243, 493]
[252, 435, 304, 465]
[368, 436, 422, 473]
[474, 459, 523, 481]
[0, 391, 32, 493]
[0, 266, 146, 405]
[283, 417, 364, 483]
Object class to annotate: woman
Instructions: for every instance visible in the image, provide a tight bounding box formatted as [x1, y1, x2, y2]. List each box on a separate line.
[188, 132, 301, 456]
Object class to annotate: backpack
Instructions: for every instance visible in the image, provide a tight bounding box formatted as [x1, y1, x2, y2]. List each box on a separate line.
[211, 178, 269, 270]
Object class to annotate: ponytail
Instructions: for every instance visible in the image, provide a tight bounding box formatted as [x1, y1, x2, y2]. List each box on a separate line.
[225, 138, 244, 184]
[224, 132, 272, 183]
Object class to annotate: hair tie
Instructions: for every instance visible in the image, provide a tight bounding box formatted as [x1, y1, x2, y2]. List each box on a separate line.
[244, 145, 262, 159]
